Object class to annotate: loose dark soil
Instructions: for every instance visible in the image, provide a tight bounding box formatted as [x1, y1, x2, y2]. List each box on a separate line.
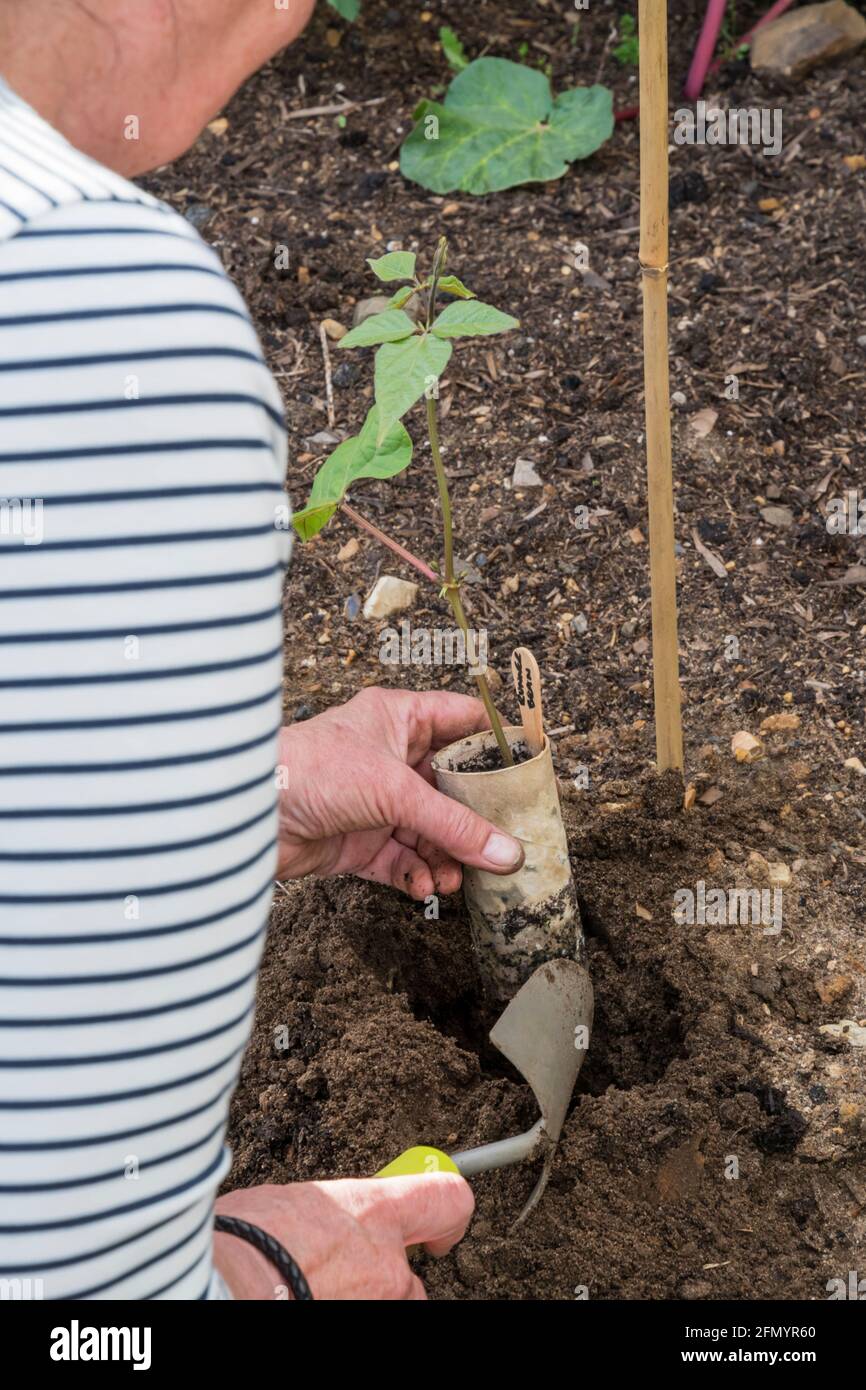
[451, 740, 533, 773]
[144, 1, 866, 1298]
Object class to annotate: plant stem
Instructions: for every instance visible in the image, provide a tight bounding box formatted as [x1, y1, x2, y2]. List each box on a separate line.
[339, 501, 438, 584]
[426, 394, 513, 768]
[683, 0, 727, 100]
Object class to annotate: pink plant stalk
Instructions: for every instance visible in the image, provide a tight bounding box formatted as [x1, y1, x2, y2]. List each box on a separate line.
[683, 0, 728, 100]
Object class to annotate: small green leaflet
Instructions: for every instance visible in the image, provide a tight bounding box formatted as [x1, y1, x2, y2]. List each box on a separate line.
[437, 275, 475, 300]
[389, 275, 472, 308]
[327, 0, 360, 21]
[431, 300, 518, 338]
[400, 57, 613, 195]
[613, 14, 639, 67]
[439, 26, 468, 73]
[389, 285, 419, 309]
[338, 308, 417, 348]
[292, 407, 412, 541]
[374, 333, 452, 439]
[366, 251, 417, 282]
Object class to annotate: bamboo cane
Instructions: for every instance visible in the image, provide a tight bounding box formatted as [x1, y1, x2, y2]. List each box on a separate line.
[639, 0, 684, 773]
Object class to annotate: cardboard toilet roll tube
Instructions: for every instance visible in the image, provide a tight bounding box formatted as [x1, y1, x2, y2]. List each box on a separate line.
[432, 725, 582, 1004]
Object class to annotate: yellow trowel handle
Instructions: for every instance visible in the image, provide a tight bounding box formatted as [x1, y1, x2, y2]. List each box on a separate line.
[376, 1146, 460, 1178]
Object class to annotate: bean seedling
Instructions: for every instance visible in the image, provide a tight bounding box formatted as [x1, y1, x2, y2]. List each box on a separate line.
[293, 238, 518, 766]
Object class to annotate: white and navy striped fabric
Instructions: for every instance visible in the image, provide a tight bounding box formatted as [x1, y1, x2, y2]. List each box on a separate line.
[0, 78, 289, 1299]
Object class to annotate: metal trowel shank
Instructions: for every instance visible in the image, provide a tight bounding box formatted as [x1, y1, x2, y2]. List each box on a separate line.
[450, 958, 594, 1221]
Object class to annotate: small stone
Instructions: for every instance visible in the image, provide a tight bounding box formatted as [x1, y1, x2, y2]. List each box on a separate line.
[688, 407, 717, 439]
[332, 361, 357, 389]
[292, 703, 314, 722]
[732, 730, 763, 763]
[671, 390, 687, 406]
[750, 1, 866, 79]
[184, 203, 215, 228]
[362, 575, 418, 621]
[337, 538, 359, 562]
[512, 458, 543, 488]
[344, 593, 361, 620]
[572, 612, 589, 636]
[843, 756, 866, 775]
[760, 712, 801, 733]
[352, 295, 393, 327]
[761, 504, 794, 528]
[767, 862, 791, 888]
[451, 555, 483, 585]
[815, 974, 854, 1006]
[747, 850, 770, 883]
[321, 317, 347, 341]
[707, 848, 725, 874]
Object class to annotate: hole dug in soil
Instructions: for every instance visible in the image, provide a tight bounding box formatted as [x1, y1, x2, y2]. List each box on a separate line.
[225, 764, 865, 1300]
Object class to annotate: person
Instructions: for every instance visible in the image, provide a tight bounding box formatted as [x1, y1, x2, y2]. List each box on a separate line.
[0, 0, 525, 1300]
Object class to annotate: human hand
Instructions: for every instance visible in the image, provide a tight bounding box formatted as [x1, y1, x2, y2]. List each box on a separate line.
[275, 687, 523, 898]
[214, 1173, 474, 1300]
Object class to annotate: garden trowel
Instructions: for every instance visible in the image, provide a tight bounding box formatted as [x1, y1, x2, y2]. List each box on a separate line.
[378, 957, 593, 1224]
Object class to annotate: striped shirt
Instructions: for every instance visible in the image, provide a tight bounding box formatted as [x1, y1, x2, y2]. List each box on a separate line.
[0, 78, 289, 1299]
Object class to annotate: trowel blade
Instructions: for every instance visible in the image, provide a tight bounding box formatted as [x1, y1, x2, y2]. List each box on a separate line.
[489, 958, 594, 1151]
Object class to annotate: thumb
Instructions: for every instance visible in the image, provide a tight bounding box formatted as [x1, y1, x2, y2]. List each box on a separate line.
[391, 765, 524, 875]
[379, 1172, 475, 1256]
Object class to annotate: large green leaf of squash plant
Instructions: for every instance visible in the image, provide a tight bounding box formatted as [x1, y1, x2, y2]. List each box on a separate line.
[401, 57, 614, 195]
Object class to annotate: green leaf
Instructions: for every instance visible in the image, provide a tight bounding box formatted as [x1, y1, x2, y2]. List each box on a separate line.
[613, 14, 639, 67]
[293, 407, 413, 540]
[437, 275, 475, 300]
[327, 0, 361, 20]
[400, 57, 613, 195]
[338, 308, 417, 348]
[431, 299, 518, 338]
[374, 332, 452, 436]
[366, 251, 417, 282]
[389, 284, 421, 309]
[291, 500, 340, 542]
[549, 86, 618, 162]
[439, 25, 468, 73]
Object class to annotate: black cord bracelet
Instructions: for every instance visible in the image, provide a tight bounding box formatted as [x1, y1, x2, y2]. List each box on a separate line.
[214, 1214, 314, 1301]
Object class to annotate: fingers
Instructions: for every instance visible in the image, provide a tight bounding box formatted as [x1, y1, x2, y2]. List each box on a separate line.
[379, 1172, 475, 1253]
[395, 828, 464, 896]
[360, 838, 434, 900]
[389, 765, 524, 876]
[402, 690, 492, 762]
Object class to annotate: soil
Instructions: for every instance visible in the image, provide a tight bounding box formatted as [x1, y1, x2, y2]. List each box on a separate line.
[143, 1, 866, 1298]
[449, 740, 533, 773]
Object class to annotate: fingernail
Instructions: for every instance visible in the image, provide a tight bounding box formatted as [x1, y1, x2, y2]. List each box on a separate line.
[482, 832, 523, 869]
